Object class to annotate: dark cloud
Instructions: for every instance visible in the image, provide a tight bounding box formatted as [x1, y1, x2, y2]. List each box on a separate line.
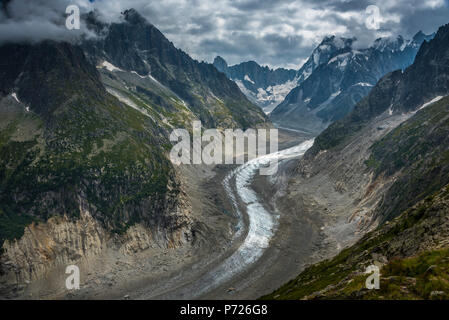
[230, 0, 296, 11]
[322, 0, 373, 12]
[0, 0, 96, 44]
[1, 0, 449, 69]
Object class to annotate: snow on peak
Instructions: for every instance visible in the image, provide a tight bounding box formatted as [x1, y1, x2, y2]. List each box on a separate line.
[244, 74, 255, 84]
[313, 51, 321, 66]
[308, 36, 355, 70]
[372, 35, 410, 52]
[330, 37, 346, 49]
[327, 51, 358, 70]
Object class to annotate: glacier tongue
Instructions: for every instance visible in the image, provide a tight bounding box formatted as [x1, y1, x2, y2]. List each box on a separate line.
[186, 139, 314, 297]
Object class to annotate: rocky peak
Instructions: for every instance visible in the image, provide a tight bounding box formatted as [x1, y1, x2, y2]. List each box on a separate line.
[309, 22, 449, 156]
[372, 35, 405, 52]
[413, 30, 426, 42]
[0, 41, 103, 117]
[411, 30, 435, 44]
[311, 36, 354, 64]
[122, 8, 148, 25]
[213, 56, 228, 73]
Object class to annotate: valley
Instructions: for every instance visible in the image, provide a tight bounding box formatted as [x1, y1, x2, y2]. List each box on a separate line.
[1, 3, 449, 303]
[30, 129, 326, 300]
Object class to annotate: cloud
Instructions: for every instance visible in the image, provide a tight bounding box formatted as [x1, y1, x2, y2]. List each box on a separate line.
[0, 0, 96, 44]
[1, 0, 449, 69]
[94, 0, 448, 69]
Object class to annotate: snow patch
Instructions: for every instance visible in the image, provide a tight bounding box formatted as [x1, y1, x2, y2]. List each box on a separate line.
[131, 71, 150, 79]
[11, 92, 20, 103]
[327, 52, 352, 69]
[388, 106, 393, 116]
[148, 74, 160, 84]
[417, 96, 443, 111]
[301, 68, 312, 81]
[313, 51, 320, 66]
[234, 79, 254, 98]
[318, 44, 330, 51]
[255, 78, 299, 106]
[99, 61, 123, 72]
[106, 87, 155, 122]
[354, 82, 374, 87]
[244, 74, 255, 84]
[330, 90, 341, 98]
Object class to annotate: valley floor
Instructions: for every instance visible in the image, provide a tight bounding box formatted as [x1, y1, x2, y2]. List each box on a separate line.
[13, 129, 352, 300]
[128, 128, 343, 300]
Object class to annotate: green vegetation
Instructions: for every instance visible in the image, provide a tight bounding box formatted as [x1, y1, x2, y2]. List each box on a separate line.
[375, 248, 449, 299]
[262, 185, 449, 300]
[0, 54, 179, 247]
[366, 96, 449, 222]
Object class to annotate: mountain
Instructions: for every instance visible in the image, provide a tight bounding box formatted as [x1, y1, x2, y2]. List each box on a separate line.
[264, 23, 449, 300]
[309, 23, 449, 221]
[295, 36, 356, 84]
[0, 40, 188, 263]
[213, 56, 297, 114]
[270, 32, 434, 134]
[0, 8, 268, 296]
[310, 26, 448, 155]
[83, 9, 266, 130]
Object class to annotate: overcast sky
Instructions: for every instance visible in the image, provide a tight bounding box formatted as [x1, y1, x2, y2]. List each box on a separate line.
[1, 0, 449, 69]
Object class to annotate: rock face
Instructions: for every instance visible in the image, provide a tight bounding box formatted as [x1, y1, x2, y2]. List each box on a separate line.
[1, 210, 108, 286]
[270, 32, 434, 134]
[0, 203, 192, 298]
[213, 56, 297, 113]
[84, 9, 266, 129]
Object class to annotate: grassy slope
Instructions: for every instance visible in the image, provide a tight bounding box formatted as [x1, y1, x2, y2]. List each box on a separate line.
[367, 96, 449, 222]
[262, 185, 449, 300]
[263, 91, 449, 301]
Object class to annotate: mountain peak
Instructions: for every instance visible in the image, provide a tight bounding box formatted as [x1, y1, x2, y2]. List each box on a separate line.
[212, 56, 228, 71]
[413, 30, 425, 41]
[412, 30, 435, 44]
[321, 35, 336, 43]
[242, 60, 261, 68]
[319, 36, 355, 49]
[213, 56, 228, 72]
[372, 35, 406, 52]
[122, 8, 148, 25]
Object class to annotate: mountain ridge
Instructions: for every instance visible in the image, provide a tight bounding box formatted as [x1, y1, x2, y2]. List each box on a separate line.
[0, 8, 270, 297]
[269, 31, 435, 134]
[84, 9, 267, 129]
[264, 22, 449, 301]
[213, 56, 297, 113]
